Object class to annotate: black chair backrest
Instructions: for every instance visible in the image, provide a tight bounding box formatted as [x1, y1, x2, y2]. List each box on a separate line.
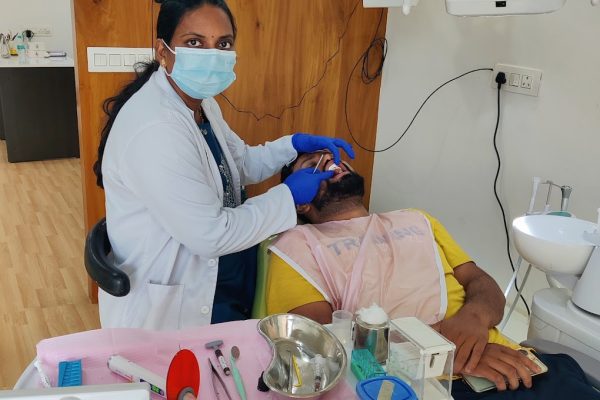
[84, 218, 130, 297]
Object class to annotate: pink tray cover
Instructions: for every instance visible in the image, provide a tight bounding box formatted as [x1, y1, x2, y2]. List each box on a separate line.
[36, 319, 355, 399]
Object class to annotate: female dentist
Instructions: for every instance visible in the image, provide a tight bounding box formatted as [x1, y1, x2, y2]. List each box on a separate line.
[95, 0, 354, 330]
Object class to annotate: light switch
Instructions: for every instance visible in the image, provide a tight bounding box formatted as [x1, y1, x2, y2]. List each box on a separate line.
[109, 54, 122, 66]
[509, 73, 521, 87]
[88, 47, 154, 72]
[137, 54, 151, 63]
[94, 53, 107, 66]
[124, 54, 137, 66]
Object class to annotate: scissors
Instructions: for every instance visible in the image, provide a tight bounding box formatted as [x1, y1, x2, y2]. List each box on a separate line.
[209, 358, 233, 400]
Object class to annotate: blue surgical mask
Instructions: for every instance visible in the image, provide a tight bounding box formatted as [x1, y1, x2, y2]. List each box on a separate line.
[162, 40, 236, 99]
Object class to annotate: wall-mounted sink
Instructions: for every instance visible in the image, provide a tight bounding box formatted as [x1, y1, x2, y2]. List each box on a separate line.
[513, 215, 597, 275]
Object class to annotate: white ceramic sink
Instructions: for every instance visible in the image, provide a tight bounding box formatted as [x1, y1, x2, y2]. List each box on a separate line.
[512, 215, 597, 275]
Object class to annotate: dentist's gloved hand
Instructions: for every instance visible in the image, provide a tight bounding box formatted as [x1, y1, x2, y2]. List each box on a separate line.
[292, 133, 355, 165]
[283, 168, 334, 205]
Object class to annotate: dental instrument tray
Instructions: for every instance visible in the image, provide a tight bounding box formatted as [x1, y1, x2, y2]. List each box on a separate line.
[257, 314, 347, 398]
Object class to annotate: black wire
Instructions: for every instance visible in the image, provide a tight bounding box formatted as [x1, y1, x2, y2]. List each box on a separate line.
[346, 67, 493, 152]
[492, 86, 531, 316]
[361, 9, 387, 84]
[219, 0, 363, 122]
[361, 37, 387, 84]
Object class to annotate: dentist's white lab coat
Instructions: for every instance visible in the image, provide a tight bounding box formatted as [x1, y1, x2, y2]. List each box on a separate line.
[99, 67, 297, 330]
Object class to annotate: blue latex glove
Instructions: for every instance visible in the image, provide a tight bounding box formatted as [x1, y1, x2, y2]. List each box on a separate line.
[292, 134, 355, 165]
[284, 168, 335, 205]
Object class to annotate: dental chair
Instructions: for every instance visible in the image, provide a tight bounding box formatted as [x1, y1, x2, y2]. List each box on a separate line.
[252, 237, 600, 391]
[251, 235, 277, 319]
[83, 217, 273, 309]
[84, 218, 130, 297]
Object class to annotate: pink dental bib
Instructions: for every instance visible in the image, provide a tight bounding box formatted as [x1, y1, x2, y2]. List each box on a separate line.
[270, 210, 447, 324]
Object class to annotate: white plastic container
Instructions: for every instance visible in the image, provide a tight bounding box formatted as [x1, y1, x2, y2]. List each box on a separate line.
[387, 317, 455, 400]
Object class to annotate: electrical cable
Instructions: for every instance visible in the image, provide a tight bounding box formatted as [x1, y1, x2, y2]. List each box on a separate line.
[219, 0, 363, 122]
[345, 67, 493, 152]
[361, 8, 387, 85]
[492, 78, 531, 316]
[344, 60, 530, 314]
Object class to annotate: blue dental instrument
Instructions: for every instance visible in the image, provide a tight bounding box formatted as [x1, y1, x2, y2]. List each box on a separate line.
[58, 359, 82, 387]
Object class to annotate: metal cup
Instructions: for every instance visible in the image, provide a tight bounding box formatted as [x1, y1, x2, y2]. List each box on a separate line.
[353, 315, 389, 364]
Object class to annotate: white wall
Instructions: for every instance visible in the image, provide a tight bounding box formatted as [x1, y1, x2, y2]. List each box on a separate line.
[370, 1, 600, 315]
[0, 0, 74, 57]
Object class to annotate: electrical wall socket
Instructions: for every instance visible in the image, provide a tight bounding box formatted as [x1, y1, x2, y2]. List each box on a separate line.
[491, 63, 543, 97]
[31, 25, 53, 37]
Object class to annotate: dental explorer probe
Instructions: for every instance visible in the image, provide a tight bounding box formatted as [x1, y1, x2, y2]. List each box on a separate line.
[312, 154, 325, 174]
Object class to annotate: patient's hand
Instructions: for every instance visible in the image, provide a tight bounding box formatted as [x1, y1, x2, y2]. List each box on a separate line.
[465, 344, 542, 391]
[435, 311, 489, 374]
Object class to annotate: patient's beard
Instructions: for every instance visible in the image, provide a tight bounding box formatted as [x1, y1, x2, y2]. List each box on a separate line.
[313, 173, 365, 213]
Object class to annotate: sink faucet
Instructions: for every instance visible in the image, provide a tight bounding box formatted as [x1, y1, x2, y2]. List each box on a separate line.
[560, 186, 572, 212]
[542, 180, 572, 213]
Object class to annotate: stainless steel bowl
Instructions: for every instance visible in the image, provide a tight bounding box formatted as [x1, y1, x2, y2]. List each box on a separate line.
[258, 314, 348, 398]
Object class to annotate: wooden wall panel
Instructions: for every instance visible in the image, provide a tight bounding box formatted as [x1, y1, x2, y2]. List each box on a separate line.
[73, 0, 154, 302]
[75, 0, 386, 302]
[215, 1, 386, 201]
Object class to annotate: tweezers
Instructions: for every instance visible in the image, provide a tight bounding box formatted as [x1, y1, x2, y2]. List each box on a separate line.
[209, 358, 233, 400]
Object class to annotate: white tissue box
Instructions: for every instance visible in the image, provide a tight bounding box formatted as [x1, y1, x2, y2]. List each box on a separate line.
[387, 317, 455, 400]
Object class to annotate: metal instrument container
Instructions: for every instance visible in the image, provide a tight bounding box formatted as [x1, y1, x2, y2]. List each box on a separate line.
[258, 314, 347, 398]
[353, 315, 389, 364]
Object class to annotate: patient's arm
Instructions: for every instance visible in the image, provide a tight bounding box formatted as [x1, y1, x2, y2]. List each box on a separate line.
[289, 301, 334, 325]
[438, 261, 506, 374]
[454, 261, 505, 327]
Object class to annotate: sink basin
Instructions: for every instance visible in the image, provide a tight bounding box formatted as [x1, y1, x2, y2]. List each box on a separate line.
[512, 215, 597, 275]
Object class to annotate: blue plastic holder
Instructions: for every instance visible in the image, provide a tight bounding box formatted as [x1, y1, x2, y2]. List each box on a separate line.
[351, 349, 386, 381]
[356, 376, 417, 400]
[58, 359, 82, 387]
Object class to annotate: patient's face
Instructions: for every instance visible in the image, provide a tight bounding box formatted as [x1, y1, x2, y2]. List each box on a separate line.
[293, 151, 365, 211]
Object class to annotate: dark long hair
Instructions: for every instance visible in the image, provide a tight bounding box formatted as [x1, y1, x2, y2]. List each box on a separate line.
[93, 0, 237, 188]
